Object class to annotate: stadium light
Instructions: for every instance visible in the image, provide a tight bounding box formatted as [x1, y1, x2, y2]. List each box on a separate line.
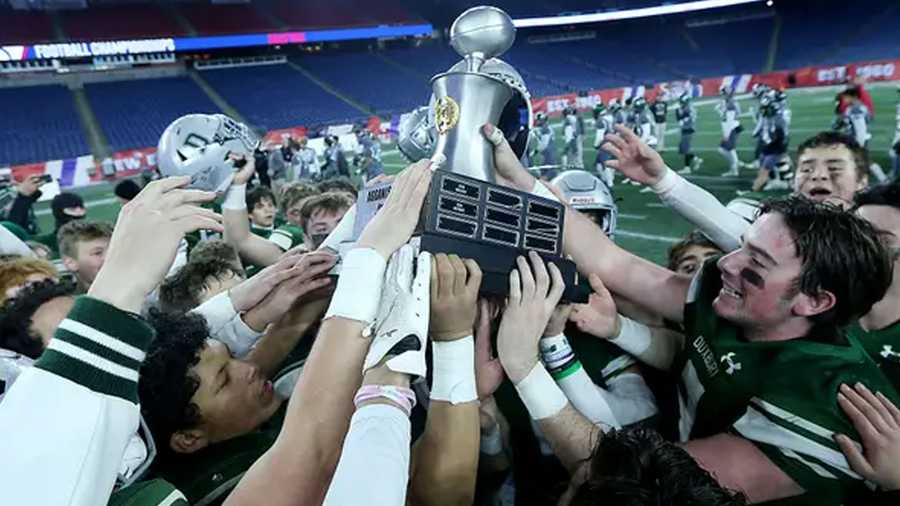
[512, 0, 767, 28]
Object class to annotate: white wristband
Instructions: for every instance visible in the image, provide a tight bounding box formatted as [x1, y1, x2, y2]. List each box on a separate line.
[611, 315, 652, 356]
[530, 180, 561, 203]
[650, 167, 681, 195]
[324, 248, 387, 325]
[222, 183, 247, 210]
[514, 363, 568, 420]
[430, 336, 477, 404]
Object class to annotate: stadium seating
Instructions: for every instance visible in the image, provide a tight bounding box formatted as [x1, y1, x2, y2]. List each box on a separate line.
[200, 64, 364, 129]
[297, 53, 431, 115]
[0, 10, 55, 44]
[259, 0, 422, 30]
[0, 85, 90, 165]
[85, 77, 220, 153]
[178, 4, 276, 36]
[61, 5, 183, 41]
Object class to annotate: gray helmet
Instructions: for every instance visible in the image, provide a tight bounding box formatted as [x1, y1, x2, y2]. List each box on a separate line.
[551, 170, 617, 237]
[440, 57, 534, 159]
[157, 114, 258, 193]
[397, 106, 437, 162]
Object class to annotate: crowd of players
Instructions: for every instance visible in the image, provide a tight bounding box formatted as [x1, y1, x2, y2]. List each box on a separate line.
[1, 77, 900, 506]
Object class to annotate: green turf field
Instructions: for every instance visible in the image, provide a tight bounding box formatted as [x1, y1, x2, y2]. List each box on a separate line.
[32, 82, 900, 266]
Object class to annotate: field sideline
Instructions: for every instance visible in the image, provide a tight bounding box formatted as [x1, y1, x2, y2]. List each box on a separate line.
[32, 82, 900, 266]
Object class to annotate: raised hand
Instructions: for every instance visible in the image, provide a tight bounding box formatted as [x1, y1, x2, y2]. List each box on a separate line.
[475, 299, 505, 400]
[230, 153, 257, 185]
[496, 251, 566, 383]
[429, 254, 482, 341]
[544, 304, 572, 337]
[835, 383, 900, 491]
[230, 250, 335, 312]
[603, 125, 667, 186]
[356, 159, 433, 260]
[482, 123, 536, 193]
[569, 274, 621, 339]
[243, 252, 337, 329]
[89, 176, 222, 313]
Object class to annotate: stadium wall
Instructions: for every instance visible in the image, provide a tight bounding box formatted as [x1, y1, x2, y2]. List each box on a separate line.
[4, 56, 900, 187]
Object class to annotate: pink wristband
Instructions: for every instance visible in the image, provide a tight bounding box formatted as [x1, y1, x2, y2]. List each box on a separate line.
[353, 385, 417, 417]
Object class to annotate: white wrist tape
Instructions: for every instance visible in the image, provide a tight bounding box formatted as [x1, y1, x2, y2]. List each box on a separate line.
[430, 336, 477, 404]
[318, 204, 356, 253]
[324, 248, 386, 325]
[515, 363, 568, 420]
[650, 167, 681, 195]
[222, 183, 247, 210]
[480, 424, 504, 456]
[530, 180, 561, 203]
[611, 315, 652, 356]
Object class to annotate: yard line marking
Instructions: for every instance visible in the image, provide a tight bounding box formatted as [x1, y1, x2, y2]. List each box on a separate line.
[617, 229, 680, 243]
[618, 213, 646, 220]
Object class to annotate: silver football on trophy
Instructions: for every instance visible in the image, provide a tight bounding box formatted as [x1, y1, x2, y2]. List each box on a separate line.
[450, 6, 516, 69]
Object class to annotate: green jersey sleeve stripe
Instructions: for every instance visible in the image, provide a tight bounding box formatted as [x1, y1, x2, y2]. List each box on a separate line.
[734, 403, 862, 481]
[58, 318, 146, 362]
[751, 398, 846, 454]
[62, 296, 154, 351]
[36, 349, 138, 402]
[54, 329, 142, 372]
[268, 231, 292, 251]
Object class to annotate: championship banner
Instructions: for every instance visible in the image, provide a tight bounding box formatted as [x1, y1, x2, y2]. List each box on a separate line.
[100, 148, 158, 179]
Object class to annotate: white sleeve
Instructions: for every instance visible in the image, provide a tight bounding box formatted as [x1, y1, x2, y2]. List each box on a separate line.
[555, 364, 620, 429]
[323, 404, 411, 506]
[191, 291, 263, 358]
[652, 169, 748, 252]
[0, 224, 35, 257]
[0, 297, 153, 506]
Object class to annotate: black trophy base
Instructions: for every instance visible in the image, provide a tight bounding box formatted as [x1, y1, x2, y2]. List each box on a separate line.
[419, 232, 588, 303]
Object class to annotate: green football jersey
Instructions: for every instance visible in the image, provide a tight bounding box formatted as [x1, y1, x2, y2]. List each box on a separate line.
[108, 479, 188, 506]
[678, 259, 899, 505]
[249, 223, 275, 239]
[847, 320, 900, 393]
[267, 224, 304, 252]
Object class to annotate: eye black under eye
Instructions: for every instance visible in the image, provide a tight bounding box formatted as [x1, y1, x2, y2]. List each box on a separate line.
[740, 268, 765, 288]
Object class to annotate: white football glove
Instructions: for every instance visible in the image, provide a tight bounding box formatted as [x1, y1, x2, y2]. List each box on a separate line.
[364, 243, 431, 378]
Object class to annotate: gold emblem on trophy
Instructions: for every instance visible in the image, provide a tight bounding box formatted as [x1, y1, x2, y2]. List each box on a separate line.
[434, 96, 460, 134]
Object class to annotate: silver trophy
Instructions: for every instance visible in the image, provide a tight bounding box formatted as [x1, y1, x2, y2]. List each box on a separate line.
[429, 6, 531, 182]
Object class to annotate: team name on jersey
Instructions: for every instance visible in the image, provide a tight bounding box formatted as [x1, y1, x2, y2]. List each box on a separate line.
[692, 335, 720, 377]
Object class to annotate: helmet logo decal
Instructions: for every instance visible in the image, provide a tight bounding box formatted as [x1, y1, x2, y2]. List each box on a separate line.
[435, 96, 461, 135]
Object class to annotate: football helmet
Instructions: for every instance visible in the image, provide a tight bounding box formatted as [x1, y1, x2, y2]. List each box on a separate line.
[678, 93, 691, 105]
[551, 170, 617, 237]
[726, 197, 760, 224]
[441, 57, 534, 159]
[397, 106, 437, 162]
[157, 114, 258, 193]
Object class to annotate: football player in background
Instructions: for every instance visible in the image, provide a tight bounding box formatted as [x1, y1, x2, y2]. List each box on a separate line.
[574, 106, 586, 169]
[631, 97, 657, 149]
[844, 88, 889, 182]
[716, 86, 744, 177]
[891, 87, 900, 178]
[676, 93, 703, 174]
[593, 101, 615, 186]
[561, 106, 580, 169]
[649, 93, 668, 151]
[291, 137, 318, 181]
[750, 96, 790, 192]
[534, 112, 557, 167]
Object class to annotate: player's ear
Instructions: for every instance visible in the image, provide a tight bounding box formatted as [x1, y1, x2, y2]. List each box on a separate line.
[792, 289, 836, 319]
[61, 255, 78, 273]
[170, 428, 209, 454]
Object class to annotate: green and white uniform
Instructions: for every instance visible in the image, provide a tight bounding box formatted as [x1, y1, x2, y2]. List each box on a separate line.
[267, 224, 305, 252]
[847, 321, 900, 393]
[108, 479, 188, 506]
[678, 259, 899, 505]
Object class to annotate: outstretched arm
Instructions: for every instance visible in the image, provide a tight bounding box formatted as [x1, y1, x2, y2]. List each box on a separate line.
[484, 124, 691, 323]
[408, 254, 483, 506]
[0, 177, 221, 506]
[221, 157, 287, 267]
[225, 160, 434, 506]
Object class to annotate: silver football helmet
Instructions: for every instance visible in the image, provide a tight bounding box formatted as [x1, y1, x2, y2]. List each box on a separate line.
[157, 114, 259, 193]
[397, 106, 437, 163]
[552, 170, 617, 238]
[439, 57, 534, 159]
[726, 197, 761, 224]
